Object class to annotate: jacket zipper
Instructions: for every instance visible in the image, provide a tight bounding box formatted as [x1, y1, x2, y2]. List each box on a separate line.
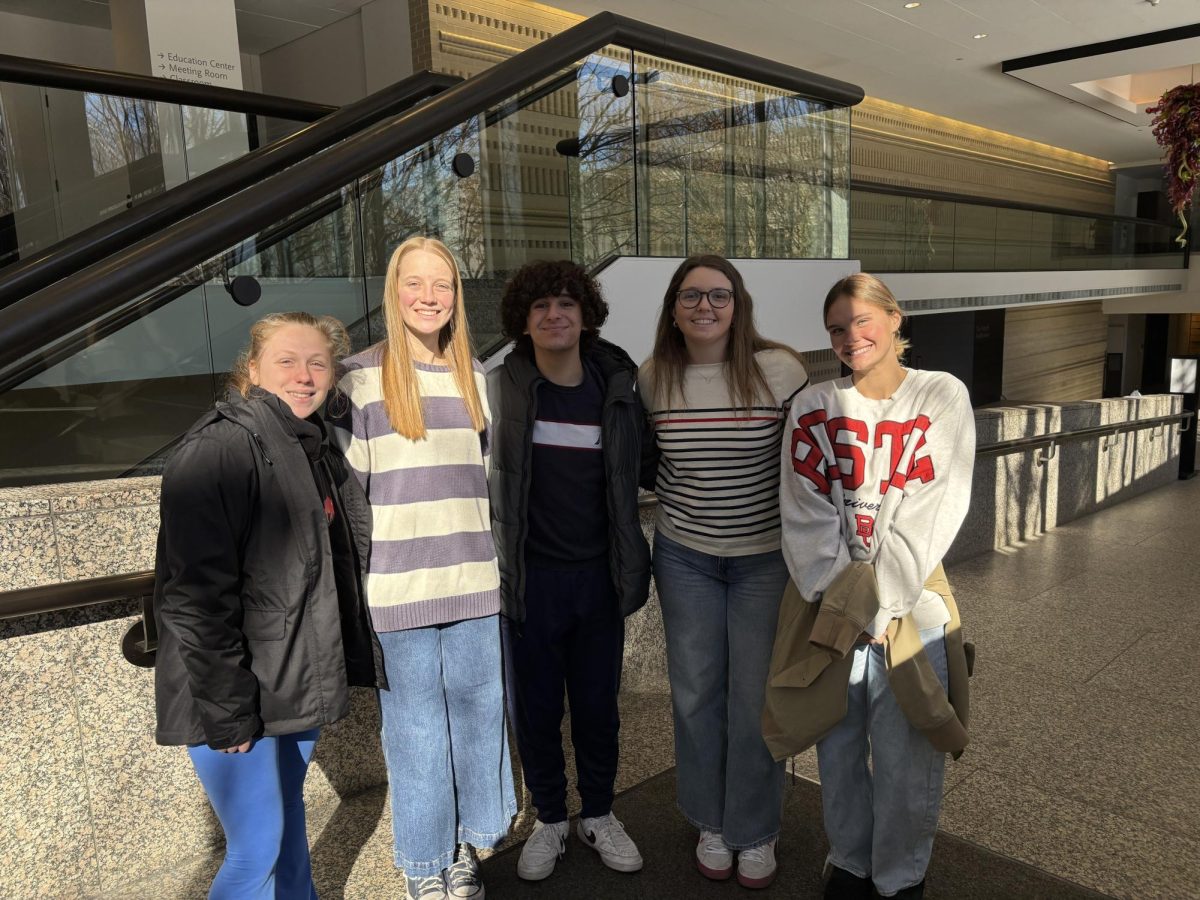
[251, 433, 274, 465]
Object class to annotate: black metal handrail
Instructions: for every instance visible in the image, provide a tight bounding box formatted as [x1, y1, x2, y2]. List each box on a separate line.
[0, 12, 863, 380]
[0, 571, 153, 620]
[0, 70, 459, 309]
[0, 52, 334, 120]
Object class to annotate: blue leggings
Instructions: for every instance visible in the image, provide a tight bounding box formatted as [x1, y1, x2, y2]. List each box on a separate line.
[187, 729, 320, 900]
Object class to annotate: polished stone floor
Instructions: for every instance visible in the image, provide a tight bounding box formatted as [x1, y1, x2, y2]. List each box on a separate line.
[115, 475, 1200, 899]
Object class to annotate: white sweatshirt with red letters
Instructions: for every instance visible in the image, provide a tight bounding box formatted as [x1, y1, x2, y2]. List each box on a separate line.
[779, 368, 975, 638]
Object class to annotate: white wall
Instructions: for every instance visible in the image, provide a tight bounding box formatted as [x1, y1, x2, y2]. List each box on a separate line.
[595, 258, 861, 367]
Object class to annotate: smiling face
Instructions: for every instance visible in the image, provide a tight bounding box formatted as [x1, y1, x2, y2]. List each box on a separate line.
[673, 266, 734, 358]
[248, 323, 334, 418]
[526, 291, 583, 357]
[825, 294, 902, 376]
[396, 248, 456, 359]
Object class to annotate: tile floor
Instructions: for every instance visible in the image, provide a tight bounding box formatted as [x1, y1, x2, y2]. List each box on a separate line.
[112, 475, 1200, 899]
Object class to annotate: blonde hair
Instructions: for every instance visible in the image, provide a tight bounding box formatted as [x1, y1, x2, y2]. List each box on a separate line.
[378, 236, 485, 440]
[647, 254, 804, 411]
[228, 311, 350, 397]
[823, 273, 910, 362]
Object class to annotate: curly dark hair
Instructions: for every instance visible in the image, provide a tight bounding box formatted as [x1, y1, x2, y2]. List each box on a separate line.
[500, 259, 609, 350]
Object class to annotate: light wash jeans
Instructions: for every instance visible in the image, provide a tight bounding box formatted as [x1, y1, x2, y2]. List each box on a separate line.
[377, 615, 517, 877]
[187, 729, 319, 900]
[653, 532, 788, 850]
[817, 625, 949, 897]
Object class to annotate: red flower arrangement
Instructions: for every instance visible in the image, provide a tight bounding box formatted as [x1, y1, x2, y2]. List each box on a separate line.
[1147, 83, 1200, 247]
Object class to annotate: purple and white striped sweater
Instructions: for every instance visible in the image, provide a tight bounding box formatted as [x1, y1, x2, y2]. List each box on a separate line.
[333, 346, 499, 632]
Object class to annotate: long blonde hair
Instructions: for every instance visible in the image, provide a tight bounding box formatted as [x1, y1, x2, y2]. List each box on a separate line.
[823, 273, 910, 362]
[379, 236, 485, 440]
[647, 254, 803, 411]
[228, 311, 350, 397]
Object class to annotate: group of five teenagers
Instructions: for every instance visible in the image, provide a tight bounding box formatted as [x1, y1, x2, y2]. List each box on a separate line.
[154, 312, 385, 899]
[639, 255, 810, 888]
[781, 273, 975, 900]
[332, 236, 514, 900]
[155, 242, 971, 900]
[488, 260, 657, 882]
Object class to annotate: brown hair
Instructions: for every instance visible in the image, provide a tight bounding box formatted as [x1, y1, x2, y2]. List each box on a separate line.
[227, 311, 350, 398]
[647, 254, 803, 411]
[823, 273, 909, 362]
[378, 236, 485, 440]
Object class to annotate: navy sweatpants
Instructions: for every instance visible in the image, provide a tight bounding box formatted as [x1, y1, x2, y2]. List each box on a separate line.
[502, 563, 624, 823]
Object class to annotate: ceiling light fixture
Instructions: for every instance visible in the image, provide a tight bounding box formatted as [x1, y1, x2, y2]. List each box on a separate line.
[904, 2, 920, 8]
[973, 33, 988, 39]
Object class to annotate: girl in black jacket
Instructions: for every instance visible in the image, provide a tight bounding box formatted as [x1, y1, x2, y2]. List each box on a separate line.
[153, 311, 384, 899]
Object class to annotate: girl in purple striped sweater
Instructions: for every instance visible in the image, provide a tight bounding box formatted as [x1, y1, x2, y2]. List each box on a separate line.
[333, 237, 515, 900]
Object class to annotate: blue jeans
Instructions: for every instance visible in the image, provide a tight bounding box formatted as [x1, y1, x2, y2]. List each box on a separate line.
[378, 615, 516, 877]
[187, 729, 320, 900]
[653, 532, 788, 849]
[817, 626, 949, 897]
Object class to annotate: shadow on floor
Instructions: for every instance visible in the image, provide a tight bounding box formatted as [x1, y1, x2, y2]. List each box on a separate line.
[481, 769, 1114, 899]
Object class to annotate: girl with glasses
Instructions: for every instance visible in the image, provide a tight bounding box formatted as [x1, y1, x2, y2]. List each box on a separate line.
[639, 254, 809, 889]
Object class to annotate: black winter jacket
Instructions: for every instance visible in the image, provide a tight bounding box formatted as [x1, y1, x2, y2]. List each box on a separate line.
[488, 338, 658, 623]
[153, 389, 385, 750]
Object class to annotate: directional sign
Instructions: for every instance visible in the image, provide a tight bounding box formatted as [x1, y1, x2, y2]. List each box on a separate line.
[144, 0, 243, 89]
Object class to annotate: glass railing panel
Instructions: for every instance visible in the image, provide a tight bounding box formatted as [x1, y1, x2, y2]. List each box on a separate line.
[994, 207, 1033, 271]
[0, 82, 57, 270]
[1027, 209, 1054, 269]
[567, 48, 637, 265]
[904, 196, 954, 271]
[0, 80, 309, 277]
[849, 190, 905, 271]
[952, 203, 997, 271]
[757, 104, 850, 259]
[632, 53, 848, 258]
[851, 189, 1189, 272]
[0, 184, 370, 487]
[359, 52, 638, 353]
[0, 284, 216, 486]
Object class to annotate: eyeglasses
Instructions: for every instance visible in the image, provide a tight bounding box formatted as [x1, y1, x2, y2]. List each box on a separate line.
[676, 288, 733, 309]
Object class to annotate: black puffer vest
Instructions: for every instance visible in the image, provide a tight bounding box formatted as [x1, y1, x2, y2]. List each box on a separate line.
[487, 339, 657, 623]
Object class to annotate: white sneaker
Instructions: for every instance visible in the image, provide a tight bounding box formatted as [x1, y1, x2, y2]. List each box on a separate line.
[737, 838, 778, 889]
[695, 830, 733, 881]
[517, 819, 569, 881]
[577, 813, 643, 873]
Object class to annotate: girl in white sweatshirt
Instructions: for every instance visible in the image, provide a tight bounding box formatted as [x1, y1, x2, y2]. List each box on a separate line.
[779, 273, 975, 900]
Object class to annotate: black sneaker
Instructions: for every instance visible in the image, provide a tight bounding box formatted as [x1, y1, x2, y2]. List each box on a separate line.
[824, 864, 872, 900]
[445, 843, 484, 899]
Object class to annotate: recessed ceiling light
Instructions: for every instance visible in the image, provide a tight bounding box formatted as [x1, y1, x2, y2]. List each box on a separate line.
[904, 2, 920, 8]
[973, 33, 988, 39]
